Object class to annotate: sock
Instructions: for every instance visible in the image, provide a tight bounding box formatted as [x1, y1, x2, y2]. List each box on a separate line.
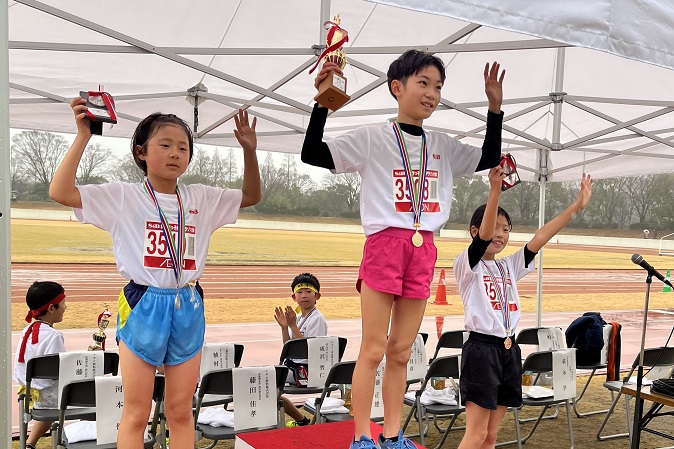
[380, 434, 399, 443]
[26, 444, 37, 449]
[298, 417, 310, 426]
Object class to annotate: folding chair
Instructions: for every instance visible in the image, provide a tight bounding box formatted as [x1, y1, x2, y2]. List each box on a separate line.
[428, 330, 466, 364]
[406, 332, 429, 390]
[194, 343, 245, 408]
[194, 366, 288, 446]
[573, 324, 613, 418]
[53, 375, 163, 449]
[499, 350, 575, 449]
[303, 361, 357, 424]
[18, 352, 119, 449]
[401, 355, 464, 449]
[596, 346, 674, 441]
[279, 337, 347, 397]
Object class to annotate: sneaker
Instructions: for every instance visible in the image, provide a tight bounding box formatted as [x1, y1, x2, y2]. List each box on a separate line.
[286, 420, 300, 427]
[378, 431, 416, 449]
[350, 435, 378, 449]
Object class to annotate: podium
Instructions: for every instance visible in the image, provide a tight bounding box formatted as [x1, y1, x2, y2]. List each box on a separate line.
[235, 420, 425, 449]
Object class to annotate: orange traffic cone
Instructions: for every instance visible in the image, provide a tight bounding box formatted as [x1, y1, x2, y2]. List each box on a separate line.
[431, 269, 449, 305]
[435, 316, 445, 339]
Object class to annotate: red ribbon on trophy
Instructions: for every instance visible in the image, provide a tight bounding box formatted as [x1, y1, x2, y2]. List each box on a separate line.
[309, 20, 349, 74]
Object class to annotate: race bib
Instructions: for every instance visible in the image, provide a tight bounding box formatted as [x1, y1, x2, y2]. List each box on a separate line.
[143, 221, 196, 270]
[483, 276, 518, 312]
[392, 169, 440, 213]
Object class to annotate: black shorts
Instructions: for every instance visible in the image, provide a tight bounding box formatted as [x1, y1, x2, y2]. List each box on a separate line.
[460, 331, 522, 409]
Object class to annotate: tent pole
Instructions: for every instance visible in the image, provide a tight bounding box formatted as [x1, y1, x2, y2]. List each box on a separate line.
[320, 0, 331, 45]
[536, 47, 566, 326]
[0, 0, 12, 442]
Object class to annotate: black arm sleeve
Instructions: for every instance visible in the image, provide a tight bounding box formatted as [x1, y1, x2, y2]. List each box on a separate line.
[475, 111, 504, 172]
[467, 232, 492, 269]
[300, 103, 335, 170]
[524, 244, 537, 268]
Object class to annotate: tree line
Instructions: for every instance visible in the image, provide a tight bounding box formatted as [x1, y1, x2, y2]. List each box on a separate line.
[10, 130, 674, 230]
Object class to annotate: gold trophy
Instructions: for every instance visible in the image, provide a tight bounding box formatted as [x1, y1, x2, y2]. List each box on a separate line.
[89, 303, 113, 351]
[314, 15, 350, 111]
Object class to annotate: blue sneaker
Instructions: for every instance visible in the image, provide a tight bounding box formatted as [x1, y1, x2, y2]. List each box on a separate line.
[378, 431, 416, 449]
[350, 435, 378, 449]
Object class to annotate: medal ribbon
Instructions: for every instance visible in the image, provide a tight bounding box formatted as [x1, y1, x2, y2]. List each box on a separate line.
[144, 178, 185, 287]
[392, 122, 428, 227]
[481, 260, 511, 335]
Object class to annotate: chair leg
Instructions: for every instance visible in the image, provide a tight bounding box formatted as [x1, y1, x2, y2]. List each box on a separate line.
[495, 408, 522, 448]
[520, 406, 550, 444]
[573, 370, 609, 418]
[19, 395, 27, 449]
[625, 395, 633, 442]
[417, 401, 426, 448]
[433, 414, 460, 449]
[596, 391, 629, 441]
[565, 400, 574, 449]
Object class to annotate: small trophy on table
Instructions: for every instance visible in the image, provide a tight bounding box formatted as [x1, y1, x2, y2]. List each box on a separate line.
[89, 303, 113, 351]
[311, 15, 350, 111]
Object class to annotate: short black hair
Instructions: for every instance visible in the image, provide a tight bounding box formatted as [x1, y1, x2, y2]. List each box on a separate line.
[469, 204, 512, 233]
[26, 281, 64, 317]
[131, 113, 194, 175]
[387, 49, 446, 99]
[291, 272, 320, 293]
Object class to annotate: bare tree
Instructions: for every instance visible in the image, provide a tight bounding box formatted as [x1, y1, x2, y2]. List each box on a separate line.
[323, 172, 362, 212]
[110, 154, 145, 183]
[11, 130, 68, 185]
[627, 174, 667, 224]
[258, 152, 284, 207]
[224, 148, 239, 186]
[77, 143, 112, 185]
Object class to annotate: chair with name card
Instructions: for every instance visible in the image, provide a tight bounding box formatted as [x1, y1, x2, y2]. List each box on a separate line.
[572, 323, 616, 418]
[401, 355, 464, 449]
[303, 360, 357, 424]
[428, 330, 467, 364]
[279, 336, 347, 396]
[596, 346, 674, 441]
[498, 349, 576, 449]
[194, 365, 288, 445]
[18, 351, 119, 449]
[52, 374, 163, 449]
[194, 343, 245, 409]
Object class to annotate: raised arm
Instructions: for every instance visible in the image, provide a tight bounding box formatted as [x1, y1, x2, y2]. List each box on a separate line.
[49, 97, 91, 209]
[476, 62, 506, 171]
[527, 173, 592, 253]
[233, 109, 261, 208]
[478, 166, 505, 241]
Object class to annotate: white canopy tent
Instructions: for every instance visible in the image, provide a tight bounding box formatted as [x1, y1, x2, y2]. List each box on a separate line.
[3, 0, 674, 439]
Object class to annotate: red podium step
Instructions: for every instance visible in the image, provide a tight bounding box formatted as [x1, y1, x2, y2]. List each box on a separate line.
[235, 420, 426, 449]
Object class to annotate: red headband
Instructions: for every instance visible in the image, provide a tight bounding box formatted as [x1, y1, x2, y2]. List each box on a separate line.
[24, 292, 66, 323]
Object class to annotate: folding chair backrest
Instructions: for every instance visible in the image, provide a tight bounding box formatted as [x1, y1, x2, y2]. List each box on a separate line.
[424, 355, 461, 388]
[429, 330, 466, 361]
[26, 351, 119, 389]
[323, 361, 356, 387]
[60, 379, 96, 409]
[198, 366, 289, 399]
[636, 346, 674, 369]
[522, 351, 553, 374]
[419, 333, 428, 344]
[516, 327, 545, 346]
[279, 337, 347, 363]
[234, 344, 244, 367]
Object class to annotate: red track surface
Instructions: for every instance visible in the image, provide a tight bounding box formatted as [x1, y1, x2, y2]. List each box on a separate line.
[10, 263, 654, 302]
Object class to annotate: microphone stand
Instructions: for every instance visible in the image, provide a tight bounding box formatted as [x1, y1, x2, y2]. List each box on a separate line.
[630, 273, 652, 449]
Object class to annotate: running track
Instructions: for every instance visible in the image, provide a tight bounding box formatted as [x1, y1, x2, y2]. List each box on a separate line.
[8, 264, 658, 302]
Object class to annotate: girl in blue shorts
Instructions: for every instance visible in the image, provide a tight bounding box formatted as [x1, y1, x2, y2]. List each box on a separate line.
[453, 169, 592, 449]
[50, 99, 260, 449]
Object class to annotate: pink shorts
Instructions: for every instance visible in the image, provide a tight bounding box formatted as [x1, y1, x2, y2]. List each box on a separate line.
[357, 227, 437, 299]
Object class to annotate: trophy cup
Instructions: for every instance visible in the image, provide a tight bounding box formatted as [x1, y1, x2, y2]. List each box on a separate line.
[89, 304, 113, 351]
[80, 88, 118, 136]
[312, 15, 350, 111]
[500, 153, 521, 191]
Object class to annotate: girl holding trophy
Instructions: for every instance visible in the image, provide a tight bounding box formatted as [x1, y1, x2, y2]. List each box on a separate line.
[50, 99, 260, 449]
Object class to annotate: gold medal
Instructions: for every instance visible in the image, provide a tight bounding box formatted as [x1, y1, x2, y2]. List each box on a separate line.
[504, 336, 512, 349]
[412, 230, 423, 247]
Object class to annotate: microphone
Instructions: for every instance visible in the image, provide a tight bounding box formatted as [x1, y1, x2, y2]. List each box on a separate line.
[631, 254, 674, 288]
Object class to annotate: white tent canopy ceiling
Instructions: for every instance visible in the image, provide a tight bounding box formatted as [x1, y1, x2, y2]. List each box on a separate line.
[8, 0, 674, 182]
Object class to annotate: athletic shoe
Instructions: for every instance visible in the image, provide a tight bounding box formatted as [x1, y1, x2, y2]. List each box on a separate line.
[350, 435, 378, 449]
[378, 431, 416, 449]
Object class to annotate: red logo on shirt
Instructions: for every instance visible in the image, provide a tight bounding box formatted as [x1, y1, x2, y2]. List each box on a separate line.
[432, 154, 441, 160]
[189, 209, 199, 215]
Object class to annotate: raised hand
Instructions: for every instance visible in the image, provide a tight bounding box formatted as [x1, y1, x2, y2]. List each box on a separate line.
[314, 62, 343, 91]
[274, 306, 288, 328]
[574, 173, 593, 211]
[484, 62, 506, 114]
[488, 166, 506, 192]
[233, 108, 257, 152]
[70, 97, 92, 139]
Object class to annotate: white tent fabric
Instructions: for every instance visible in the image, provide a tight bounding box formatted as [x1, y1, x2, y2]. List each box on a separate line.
[4, 0, 674, 440]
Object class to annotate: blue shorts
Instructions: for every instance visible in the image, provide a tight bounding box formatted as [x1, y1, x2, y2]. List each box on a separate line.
[116, 281, 205, 366]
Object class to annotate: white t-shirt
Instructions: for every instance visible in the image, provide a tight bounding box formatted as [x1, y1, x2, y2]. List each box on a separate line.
[293, 308, 328, 339]
[454, 246, 535, 337]
[326, 123, 481, 236]
[75, 182, 242, 288]
[13, 323, 65, 391]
